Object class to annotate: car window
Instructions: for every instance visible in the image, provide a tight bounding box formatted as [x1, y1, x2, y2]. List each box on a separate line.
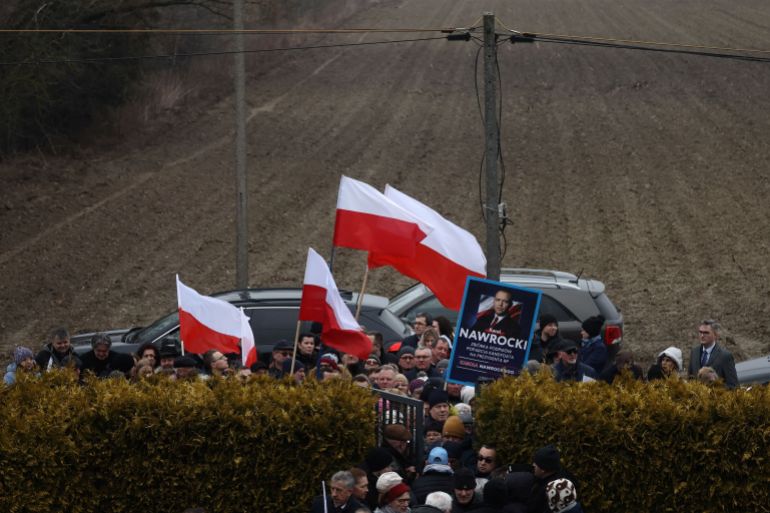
[538, 294, 579, 323]
[131, 311, 180, 345]
[244, 307, 313, 347]
[403, 296, 458, 325]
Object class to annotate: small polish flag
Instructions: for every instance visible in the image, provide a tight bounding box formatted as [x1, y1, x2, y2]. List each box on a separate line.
[333, 176, 433, 258]
[240, 309, 257, 368]
[299, 248, 372, 360]
[368, 185, 487, 310]
[176, 276, 248, 355]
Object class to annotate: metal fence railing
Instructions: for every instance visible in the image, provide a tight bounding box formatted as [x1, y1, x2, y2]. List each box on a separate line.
[373, 389, 424, 467]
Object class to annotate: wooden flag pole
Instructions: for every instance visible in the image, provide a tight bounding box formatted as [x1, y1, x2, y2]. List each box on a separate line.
[354, 264, 369, 321]
[289, 320, 301, 376]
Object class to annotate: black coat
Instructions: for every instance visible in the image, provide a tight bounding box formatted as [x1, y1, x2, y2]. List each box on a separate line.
[310, 494, 363, 513]
[35, 344, 80, 370]
[411, 467, 455, 504]
[80, 350, 134, 378]
[452, 492, 482, 512]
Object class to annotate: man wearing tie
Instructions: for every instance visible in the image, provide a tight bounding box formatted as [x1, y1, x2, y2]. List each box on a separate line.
[688, 319, 738, 389]
[471, 289, 520, 338]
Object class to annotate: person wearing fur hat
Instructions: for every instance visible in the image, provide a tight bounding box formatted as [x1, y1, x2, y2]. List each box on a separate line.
[4, 346, 39, 385]
[647, 346, 683, 381]
[545, 478, 582, 513]
[375, 471, 412, 513]
[412, 447, 455, 504]
[578, 315, 607, 374]
[527, 445, 579, 513]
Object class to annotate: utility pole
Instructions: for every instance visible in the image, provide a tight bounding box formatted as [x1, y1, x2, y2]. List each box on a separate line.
[233, 0, 249, 288]
[483, 12, 501, 281]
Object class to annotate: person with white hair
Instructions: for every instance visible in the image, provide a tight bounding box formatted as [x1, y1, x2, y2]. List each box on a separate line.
[412, 491, 453, 513]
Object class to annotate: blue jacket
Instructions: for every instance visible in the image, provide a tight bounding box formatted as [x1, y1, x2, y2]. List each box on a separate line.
[4, 362, 17, 385]
[579, 335, 607, 373]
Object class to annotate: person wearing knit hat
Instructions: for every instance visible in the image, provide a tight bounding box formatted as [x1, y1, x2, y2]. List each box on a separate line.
[423, 419, 444, 447]
[427, 390, 450, 422]
[459, 385, 476, 405]
[408, 377, 427, 398]
[452, 468, 480, 511]
[534, 445, 561, 474]
[4, 346, 38, 385]
[530, 313, 561, 363]
[442, 416, 466, 443]
[530, 445, 580, 513]
[411, 447, 454, 504]
[545, 478, 583, 513]
[376, 471, 411, 513]
[281, 358, 306, 382]
[579, 315, 607, 374]
[435, 359, 450, 376]
[396, 346, 417, 378]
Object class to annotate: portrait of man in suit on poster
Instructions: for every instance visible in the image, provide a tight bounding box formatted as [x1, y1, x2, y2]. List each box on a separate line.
[471, 289, 521, 339]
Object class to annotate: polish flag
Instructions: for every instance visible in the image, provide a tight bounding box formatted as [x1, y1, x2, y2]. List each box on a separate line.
[176, 276, 251, 355]
[299, 248, 372, 360]
[334, 176, 433, 258]
[368, 185, 487, 310]
[240, 309, 257, 368]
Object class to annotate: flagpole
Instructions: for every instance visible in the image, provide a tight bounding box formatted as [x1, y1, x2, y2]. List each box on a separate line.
[289, 320, 301, 376]
[181, 340, 186, 356]
[354, 264, 369, 321]
[329, 246, 337, 274]
[322, 480, 328, 513]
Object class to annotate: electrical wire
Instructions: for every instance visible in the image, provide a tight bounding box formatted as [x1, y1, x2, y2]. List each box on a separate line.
[0, 35, 448, 66]
[516, 34, 770, 63]
[0, 27, 450, 34]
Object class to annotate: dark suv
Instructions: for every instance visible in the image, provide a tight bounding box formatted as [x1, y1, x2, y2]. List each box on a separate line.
[72, 288, 411, 357]
[387, 268, 623, 347]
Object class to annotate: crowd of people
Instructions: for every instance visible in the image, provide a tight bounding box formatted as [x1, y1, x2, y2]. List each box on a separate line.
[2, 312, 744, 512]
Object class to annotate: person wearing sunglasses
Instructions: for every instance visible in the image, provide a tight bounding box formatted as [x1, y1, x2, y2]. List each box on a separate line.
[267, 339, 294, 378]
[551, 339, 598, 383]
[473, 444, 499, 492]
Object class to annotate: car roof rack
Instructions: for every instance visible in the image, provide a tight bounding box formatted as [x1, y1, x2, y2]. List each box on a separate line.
[500, 268, 578, 282]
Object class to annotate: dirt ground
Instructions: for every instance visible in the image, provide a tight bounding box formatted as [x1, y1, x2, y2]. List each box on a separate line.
[2, 0, 769, 368]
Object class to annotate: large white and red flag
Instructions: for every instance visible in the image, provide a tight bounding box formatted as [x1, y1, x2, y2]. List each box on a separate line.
[176, 276, 254, 355]
[368, 185, 487, 310]
[299, 248, 372, 360]
[333, 175, 432, 258]
[240, 309, 257, 368]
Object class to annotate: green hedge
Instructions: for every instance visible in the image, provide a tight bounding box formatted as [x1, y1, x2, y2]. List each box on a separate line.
[0, 373, 374, 513]
[474, 373, 770, 513]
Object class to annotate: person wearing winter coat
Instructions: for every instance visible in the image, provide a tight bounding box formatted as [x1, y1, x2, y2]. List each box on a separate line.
[452, 468, 482, 512]
[578, 315, 607, 374]
[647, 346, 683, 381]
[526, 446, 579, 513]
[4, 346, 39, 385]
[412, 448, 454, 504]
[545, 479, 583, 513]
[79, 333, 134, 378]
[375, 471, 412, 513]
[34, 327, 81, 371]
[551, 340, 598, 383]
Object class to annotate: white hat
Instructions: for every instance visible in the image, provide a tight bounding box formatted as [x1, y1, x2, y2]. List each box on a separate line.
[376, 471, 403, 494]
[460, 385, 475, 404]
[658, 346, 683, 371]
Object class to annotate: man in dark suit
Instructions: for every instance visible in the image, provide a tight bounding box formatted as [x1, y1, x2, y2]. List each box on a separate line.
[688, 319, 738, 389]
[471, 289, 520, 338]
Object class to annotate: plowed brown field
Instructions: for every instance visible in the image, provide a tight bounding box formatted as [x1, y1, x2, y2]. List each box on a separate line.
[2, 0, 769, 366]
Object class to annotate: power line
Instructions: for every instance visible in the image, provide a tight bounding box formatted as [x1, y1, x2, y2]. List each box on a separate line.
[0, 35, 448, 66]
[0, 27, 451, 34]
[512, 33, 770, 63]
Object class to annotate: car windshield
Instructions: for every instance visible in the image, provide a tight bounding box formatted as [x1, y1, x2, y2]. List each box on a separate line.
[128, 311, 179, 345]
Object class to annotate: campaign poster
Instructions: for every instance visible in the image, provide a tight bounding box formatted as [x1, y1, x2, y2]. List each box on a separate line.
[446, 277, 542, 386]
